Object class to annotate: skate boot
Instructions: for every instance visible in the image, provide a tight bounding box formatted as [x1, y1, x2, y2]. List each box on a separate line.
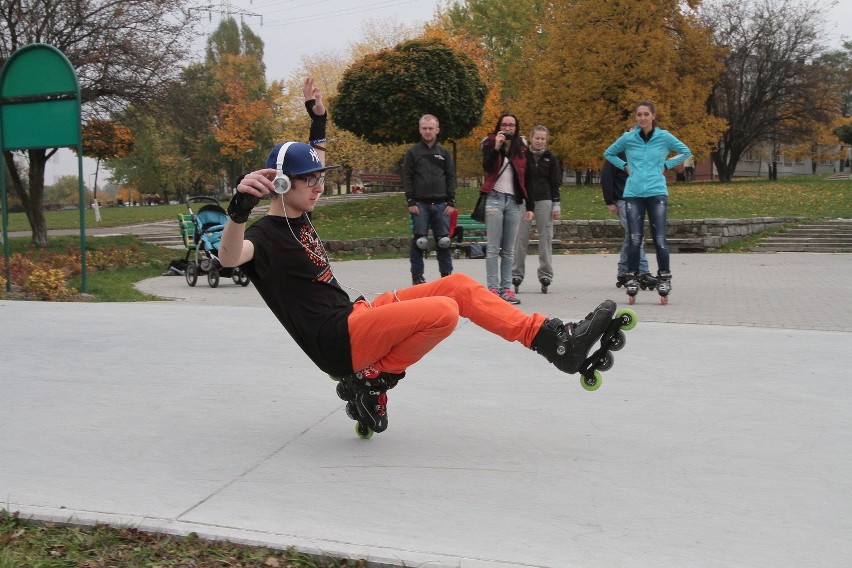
[530, 300, 617, 375]
[656, 270, 672, 305]
[540, 277, 551, 294]
[616, 274, 629, 288]
[624, 271, 640, 305]
[334, 366, 405, 439]
[512, 276, 522, 294]
[638, 272, 658, 290]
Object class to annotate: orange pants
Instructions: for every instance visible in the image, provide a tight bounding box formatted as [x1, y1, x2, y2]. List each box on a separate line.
[348, 273, 547, 374]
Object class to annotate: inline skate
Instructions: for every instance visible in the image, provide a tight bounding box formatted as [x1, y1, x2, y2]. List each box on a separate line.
[332, 366, 404, 439]
[656, 270, 672, 305]
[530, 300, 637, 391]
[624, 272, 640, 305]
[638, 272, 658, 290]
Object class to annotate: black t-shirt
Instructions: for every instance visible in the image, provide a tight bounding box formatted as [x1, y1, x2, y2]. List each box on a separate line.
[243, 214, 354, 376]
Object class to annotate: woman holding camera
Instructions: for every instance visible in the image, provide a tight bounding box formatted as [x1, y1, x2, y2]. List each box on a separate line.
[480, 113, 533, 304]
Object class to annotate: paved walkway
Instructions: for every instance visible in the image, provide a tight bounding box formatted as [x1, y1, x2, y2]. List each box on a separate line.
[2, 252, 851, 567]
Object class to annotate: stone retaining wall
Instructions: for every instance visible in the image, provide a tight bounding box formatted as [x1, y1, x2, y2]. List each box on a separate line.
[323, 217, 800, 256]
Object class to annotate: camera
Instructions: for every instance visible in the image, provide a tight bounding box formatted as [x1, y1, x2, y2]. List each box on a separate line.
[502, 131, 514, 140]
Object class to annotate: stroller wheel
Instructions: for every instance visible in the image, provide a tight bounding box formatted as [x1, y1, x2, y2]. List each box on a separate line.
[185, 262, 198, 287]
[207, 268, 220, 288]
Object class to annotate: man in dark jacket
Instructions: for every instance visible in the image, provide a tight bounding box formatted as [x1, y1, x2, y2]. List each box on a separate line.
[601, 150, 652, 286]
[403, 114, 457, 285]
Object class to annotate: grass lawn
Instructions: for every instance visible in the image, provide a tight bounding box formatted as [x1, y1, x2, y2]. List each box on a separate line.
[5, 175, 850, 239]
[0, 510, 349, 568]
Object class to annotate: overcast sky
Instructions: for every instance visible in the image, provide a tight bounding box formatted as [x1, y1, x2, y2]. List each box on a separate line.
[45, 0, 850, 185]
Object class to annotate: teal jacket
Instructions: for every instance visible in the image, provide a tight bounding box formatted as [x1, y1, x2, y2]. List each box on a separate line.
[603, 128, 691, 198]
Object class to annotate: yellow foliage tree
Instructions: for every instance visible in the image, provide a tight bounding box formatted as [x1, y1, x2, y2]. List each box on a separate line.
[80, 118, 134, 201]
[510, 0, 727, 174]
[213, 53, 278, 180]
[421, 25, 502, 181]
[784, 116, 849, 173]
[272, 19, 432, 192]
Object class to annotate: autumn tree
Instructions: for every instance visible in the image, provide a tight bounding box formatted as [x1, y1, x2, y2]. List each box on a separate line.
[205, 18, 278, 182]
[108, 18, 280, 198]
[784, 119, 847, 174]
[702, 0, 838, 181]
[421, 25, 505, 180]
[260, 18, 433, 193]
[332, 38, 487, 146]
[818, 41, 852, 119]
[834, 122, 852, 145]
[441, 0, 546, 97]
[44, 175, 89, 207]
[79, 119, 134, 201]
[0, 0, 194, 246]
[510, 0, 726, 178]
[106, 113, 173, 201]
[213, 52, 278, 182]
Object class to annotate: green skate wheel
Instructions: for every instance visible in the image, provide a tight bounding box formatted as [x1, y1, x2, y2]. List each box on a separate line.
[355, 422, 374, 439]
[616, 308, 638, 331]
[581, 370, 602, 392]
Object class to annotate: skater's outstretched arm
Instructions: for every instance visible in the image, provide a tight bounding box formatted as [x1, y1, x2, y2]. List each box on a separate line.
[219, 78, 328, 268]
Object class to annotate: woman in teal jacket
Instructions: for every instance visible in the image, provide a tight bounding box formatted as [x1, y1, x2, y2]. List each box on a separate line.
[603, 101, 691, 301]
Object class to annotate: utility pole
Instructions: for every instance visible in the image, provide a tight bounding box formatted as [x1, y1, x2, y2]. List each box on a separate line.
[189, 1, 263, 26]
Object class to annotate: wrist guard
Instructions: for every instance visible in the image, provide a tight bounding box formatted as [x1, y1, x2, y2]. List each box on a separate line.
[309, 115, 327, 145]
[306, 101, 327, 142]
[227, 192, 260, 224]
[304, 99, 320, 118]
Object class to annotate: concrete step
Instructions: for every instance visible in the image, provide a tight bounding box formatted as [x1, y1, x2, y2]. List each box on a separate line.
[752, 245, 852, 253]
[751, 220, 852, 253]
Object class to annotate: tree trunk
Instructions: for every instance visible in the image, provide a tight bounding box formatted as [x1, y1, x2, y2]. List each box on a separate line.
[27, 149, 50, 247]
[4, 149, 49, 246]
[711, 151, 733, 183]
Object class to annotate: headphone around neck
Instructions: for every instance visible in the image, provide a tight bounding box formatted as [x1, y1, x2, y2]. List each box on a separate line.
[273, 142, 296, 194]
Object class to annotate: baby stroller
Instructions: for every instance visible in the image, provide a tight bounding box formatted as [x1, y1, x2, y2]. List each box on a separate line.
[178, 196, 250, 288]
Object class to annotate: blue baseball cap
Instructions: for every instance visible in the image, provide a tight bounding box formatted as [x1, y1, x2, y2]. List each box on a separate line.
[264, 141, 340, 175]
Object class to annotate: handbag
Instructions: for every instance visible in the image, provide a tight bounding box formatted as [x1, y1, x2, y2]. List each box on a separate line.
[467, 241, 485, 259]
[472, 158, 510, 222]
[471, 193, 486, 223]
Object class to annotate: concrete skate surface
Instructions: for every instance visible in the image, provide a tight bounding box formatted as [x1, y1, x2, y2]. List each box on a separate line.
[1, 252, 850, 567]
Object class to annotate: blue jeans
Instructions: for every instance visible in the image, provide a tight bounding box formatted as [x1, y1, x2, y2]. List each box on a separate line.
[626, 196, 669, 273]
[484, 191, 522, 290]
[615, 200, 649, 275]
[410, 202, 453, 276]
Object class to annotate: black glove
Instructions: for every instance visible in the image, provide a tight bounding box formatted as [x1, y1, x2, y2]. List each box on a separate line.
[227, 192, 260, 224]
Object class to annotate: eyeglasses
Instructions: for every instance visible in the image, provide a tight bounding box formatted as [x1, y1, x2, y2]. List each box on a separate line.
[297, 174, 325, 187]
[500, 122, 516, 127]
